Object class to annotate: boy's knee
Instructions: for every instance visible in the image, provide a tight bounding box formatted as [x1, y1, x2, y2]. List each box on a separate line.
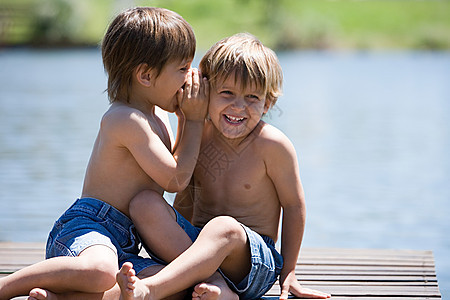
[207, 215, 241, 230]
[79, 254, 118, 292]
[93, 262, 117, 292]
[205, 216, 246, 244]
[129, 190, 164, 219]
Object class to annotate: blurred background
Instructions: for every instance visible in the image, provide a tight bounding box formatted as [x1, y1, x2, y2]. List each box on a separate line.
[1, 0, 450, 50]
[1, 0, 449, 298]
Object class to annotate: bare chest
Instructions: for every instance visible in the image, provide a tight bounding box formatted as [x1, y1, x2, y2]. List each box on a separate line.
[193, 141, 278, 211]
[192, 150, 281, 238]
[196, 140, 261, 187]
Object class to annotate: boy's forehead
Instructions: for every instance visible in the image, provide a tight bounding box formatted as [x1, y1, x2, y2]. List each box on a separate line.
[215, 73, 264, 94]
[170, 57, 193, 67]
[156, 57, 192, 73]
[180, 57, 193, 65]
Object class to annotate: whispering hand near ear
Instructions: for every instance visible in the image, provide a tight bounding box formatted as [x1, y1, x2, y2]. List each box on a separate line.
[177, 68, 209, 122]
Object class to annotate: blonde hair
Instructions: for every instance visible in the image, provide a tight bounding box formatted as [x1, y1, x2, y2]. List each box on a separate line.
[102, 7, 196, 103]
[199, 33, 282, 108]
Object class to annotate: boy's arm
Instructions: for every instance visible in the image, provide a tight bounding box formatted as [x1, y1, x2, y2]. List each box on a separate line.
[173, 177, 194, 222]
[266, 132, 330, 299]
[114, 69, 208, 193]
[155, 106, 175, 149]
[171, 106, 186, 154]
[166, 71, 208, 191]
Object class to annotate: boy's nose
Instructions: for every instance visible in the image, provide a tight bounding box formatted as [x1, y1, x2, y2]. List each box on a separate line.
[231, 97, 245, 110]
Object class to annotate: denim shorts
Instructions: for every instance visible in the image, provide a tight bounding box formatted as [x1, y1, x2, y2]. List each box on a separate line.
[150, 208, 284, 300]
[46, 197, 160, 274]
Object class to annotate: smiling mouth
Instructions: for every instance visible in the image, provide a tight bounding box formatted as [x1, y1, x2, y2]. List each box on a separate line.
[224, 114, 246, 124]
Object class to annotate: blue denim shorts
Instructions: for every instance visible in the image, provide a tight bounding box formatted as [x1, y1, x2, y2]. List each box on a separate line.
[46, 198, 160, 274]
[152, 208, 283, 300]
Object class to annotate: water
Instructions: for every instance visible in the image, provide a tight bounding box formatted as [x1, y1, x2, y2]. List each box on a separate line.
[0, 49, 449, 297]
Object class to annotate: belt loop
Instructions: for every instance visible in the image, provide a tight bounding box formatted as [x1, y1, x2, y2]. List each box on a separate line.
[131, 225, 143, 251]
[97, 203, 110, 219]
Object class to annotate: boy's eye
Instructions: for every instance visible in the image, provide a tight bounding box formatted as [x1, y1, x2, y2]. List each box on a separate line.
[220, 90, 233, 95]
[247, 94, 260, 101]
[180, 63, 191, 72]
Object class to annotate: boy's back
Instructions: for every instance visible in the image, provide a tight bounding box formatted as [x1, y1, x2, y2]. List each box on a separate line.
[82, 103, 172, 216]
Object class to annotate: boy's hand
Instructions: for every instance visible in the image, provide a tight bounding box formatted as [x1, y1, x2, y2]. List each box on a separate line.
[177, 68, 209, 122]
[279, 270, 331, 299]
[175, 106, 185, 123]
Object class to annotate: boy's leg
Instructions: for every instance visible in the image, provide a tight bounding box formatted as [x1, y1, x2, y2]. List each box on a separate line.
[130, 190, 238, 299]
[117, 216, 251, 300]
[0, 245, 117, 299]
[129, 190, 195, 263]
[27, 265, 186, 300]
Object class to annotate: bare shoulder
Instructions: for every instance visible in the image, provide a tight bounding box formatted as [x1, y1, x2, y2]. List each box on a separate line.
[258, 123, 302, 197]
[258, 122, 297, 157]
[100, 103, 150, 135]
[102, 103, 146, 124]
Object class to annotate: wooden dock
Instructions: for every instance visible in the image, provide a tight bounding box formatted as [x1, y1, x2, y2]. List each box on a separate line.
[0, 243, 441, 299]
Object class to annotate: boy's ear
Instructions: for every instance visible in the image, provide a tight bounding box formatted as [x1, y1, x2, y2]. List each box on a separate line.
[263, 98, 272, 114]
[135, 63, 153, 87]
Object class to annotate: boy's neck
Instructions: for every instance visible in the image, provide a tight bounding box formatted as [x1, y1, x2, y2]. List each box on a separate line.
[115, 99, 156, 117]
[127, 98, 156, 116]
[127, 80, 158, 116]
[209, 120, 264, 150]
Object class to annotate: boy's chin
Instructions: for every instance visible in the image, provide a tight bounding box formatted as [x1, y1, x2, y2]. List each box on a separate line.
[163, 103, 178, 113]
[220, 129, 248, 141]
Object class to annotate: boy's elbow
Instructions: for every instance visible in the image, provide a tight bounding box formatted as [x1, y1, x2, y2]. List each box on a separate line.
[165, 178, 190, 193]
[165, 185, 184, 193]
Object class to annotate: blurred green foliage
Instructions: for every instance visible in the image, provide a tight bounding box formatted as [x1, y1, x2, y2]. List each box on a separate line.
[1, 0, 449, 50]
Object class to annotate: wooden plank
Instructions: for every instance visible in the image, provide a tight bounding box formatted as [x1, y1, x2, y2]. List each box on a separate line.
[267, 285, 441, 296]
[0, 243, 442, 299]
[296, 280, 439, 286]
[296, 264, 437, 271]
[300, 248, 434, 255]
[297, 260, 436, 267]
[295, 275, 438, 282]
[298, 251, 435, 260]
[264, 298, 440, 300]
[296, 269, 437, 276]
[272, 248, 441, 299]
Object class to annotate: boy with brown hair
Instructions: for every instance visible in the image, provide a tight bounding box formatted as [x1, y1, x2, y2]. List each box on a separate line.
[0, 7, 208, 300]
[119, 33, 330, 300]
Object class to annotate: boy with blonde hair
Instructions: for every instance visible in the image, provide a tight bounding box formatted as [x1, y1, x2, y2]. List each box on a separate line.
[0, 7, 208, 300]
[119, 33, 330, 300]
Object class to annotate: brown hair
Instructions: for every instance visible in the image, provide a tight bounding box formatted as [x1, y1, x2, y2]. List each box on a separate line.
[102, 7, 196, 103]
[199, 33, 282, 108]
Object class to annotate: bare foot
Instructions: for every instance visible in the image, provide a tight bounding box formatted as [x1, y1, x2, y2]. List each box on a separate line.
[192, 283, 220, 300]
[117, 262, 152, 300]
[192, 281, 238, 300]
[28, 288, 58, 300]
